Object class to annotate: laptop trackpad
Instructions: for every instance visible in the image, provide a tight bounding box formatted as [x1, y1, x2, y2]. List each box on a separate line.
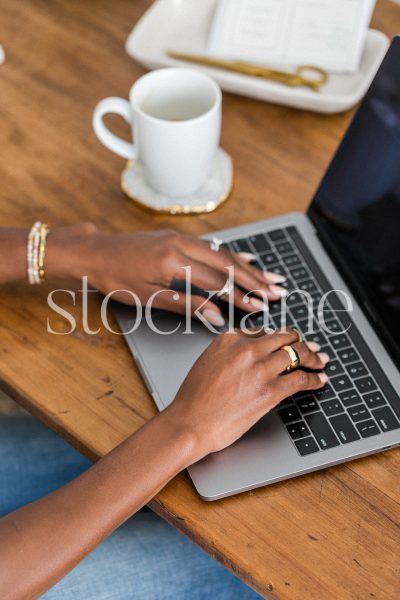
[114, 305, 216, 409]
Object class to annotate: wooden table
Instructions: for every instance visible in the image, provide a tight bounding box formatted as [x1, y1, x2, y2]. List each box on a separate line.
[1, 1, 399, 598]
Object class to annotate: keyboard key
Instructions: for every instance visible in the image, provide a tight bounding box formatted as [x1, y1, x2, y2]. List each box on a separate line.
[306, 330, 328, 347]
[272, 313, 294, 329]
[279, 277, 295, 290]
[355, 377, 377, 394]
[249, 234, 270, 254]
[337, 347, 360, 364]
[356, 420, 380, 438]
[269, 302, 283, 318]
[229, 240, 239, 253]
[325, 360, 344, 378]
[314, 384, 336, 401]
[296, 318, 315, 335]
[269, 299, 282, 311]
[283, 254, 301, 268]
[296, 396, 319, 414]
[295, 437, 319, 456]
[298, 280, 318, 294]
[290, 266, 309, 281]
[230, 239, 253, 254]
[331, 334, 351, 350]
[372, 406, 400, 432]
[331, 375, 353, 392]
[250, 313, 270, 327]
[261, 252, 279, 267]
[339, 390, 362, 407]
[310, 291, 323, 304]
[346, 362, 369, 379]
[317, 309, 336, 322]
[348, 404, 371, 423]
[323, 319, 345, 335]
[275, 241, 294, 255]
[320, 345, 336, 360]
[272, 302, 290, 319]
[278, 406, 301, 423]
[286, 291, 307, 306]
[267, 265, 287, 278]
[268, 229, 286, 242]
[290, 304, 310, 320]
[320, 398, 344, 417]
[363, 391, 387, 410]
[330, 414, 360, 443]
[286, 421, 310, 440]
[305, 412, 340, 450]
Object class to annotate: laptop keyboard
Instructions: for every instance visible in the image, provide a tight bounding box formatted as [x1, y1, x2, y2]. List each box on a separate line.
[224, 226, 400, 457]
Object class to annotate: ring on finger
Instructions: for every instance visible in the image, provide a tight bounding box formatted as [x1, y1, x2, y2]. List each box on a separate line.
[281, 344, 300, 372]
[216, 277, 234, 298]
[210, 237, 222, 252]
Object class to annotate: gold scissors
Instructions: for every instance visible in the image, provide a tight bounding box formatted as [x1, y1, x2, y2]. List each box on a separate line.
[167, 51, 328, 92]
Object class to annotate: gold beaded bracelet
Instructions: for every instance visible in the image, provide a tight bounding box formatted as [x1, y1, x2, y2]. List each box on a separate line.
[38, 223, 49, 282]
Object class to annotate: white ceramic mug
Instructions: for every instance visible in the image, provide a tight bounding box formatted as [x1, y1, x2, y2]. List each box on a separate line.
[93, 68, 222, 197]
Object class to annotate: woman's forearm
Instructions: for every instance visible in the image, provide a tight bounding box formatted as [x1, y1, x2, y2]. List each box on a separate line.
[0, 409, 198, 600]
[0, 228, 28, 283]
[0, 223, 98, 285]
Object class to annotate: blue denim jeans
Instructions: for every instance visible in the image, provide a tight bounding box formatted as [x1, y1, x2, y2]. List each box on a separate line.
[0, 415, 260, 599]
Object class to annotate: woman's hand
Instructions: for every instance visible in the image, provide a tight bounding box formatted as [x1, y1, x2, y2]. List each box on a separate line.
[47, 224, 287, 327]
[165, 328, 329, 461]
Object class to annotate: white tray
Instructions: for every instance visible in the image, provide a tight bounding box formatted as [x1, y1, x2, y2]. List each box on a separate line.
[126, 0, 390, 114]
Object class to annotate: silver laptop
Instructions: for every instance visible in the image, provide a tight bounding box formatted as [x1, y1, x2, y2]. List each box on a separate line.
[113, 38, 400, 500]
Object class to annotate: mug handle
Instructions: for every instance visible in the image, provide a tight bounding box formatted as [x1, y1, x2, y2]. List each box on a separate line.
[92, 97, 137, 160]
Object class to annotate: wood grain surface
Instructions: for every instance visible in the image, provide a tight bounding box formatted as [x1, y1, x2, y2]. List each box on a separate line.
[0, 1, 399, 598]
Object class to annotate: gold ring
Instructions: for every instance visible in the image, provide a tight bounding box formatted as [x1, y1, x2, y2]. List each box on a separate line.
[293, 328, 303, 343]
[216, 278, 234, 298]
[282, 345, 300, 372]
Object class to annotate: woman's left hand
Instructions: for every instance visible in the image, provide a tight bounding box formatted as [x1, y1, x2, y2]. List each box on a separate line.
[47, 224, 287, 326]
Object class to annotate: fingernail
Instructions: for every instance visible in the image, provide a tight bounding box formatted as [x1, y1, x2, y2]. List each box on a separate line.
[318, 372, 329, 384]
[269, 285, 288, 297]
[306, 341, 321, 352]
[202, 309, 225, 327]
[238, 252, 258, 262]
[318, 352, 330, 365]
[250, 297, 267, 311]
[263, 272, 286, 284]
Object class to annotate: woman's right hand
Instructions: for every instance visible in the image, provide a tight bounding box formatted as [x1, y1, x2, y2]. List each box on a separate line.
[166, 328, 329, 463]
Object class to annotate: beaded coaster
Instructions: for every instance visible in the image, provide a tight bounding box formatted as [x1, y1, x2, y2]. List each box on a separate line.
[121, 147, 233, 215]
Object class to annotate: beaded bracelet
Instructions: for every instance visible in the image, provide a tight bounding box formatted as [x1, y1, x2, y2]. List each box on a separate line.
[27, 221, 50, 284]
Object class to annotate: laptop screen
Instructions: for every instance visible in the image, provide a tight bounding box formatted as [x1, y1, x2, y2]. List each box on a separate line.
[308, 36, 400, 366]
